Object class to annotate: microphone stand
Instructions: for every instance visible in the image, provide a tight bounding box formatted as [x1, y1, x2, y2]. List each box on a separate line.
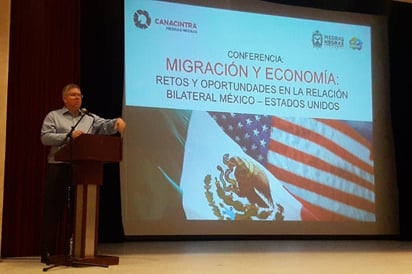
[61, 111, 88, 146]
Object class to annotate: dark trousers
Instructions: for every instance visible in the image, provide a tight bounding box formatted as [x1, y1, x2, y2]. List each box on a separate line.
[41, 163, 73, 260]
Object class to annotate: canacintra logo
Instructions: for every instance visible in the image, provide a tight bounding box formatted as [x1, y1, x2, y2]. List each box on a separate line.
[133, 8, 198, 33]
[133, 9, 151, 29]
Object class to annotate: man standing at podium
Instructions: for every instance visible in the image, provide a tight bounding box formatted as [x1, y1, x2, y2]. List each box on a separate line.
[40, 83, 126, 263]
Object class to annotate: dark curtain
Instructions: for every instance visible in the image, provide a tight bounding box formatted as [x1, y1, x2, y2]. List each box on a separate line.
[2, 0, 81, 256]
[2, 0, 411, 258]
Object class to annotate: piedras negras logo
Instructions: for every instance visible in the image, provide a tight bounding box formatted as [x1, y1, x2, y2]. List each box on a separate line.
[133, 9, 151, 29]
[312, 30, 323, 48]
[312, 30, 345, 49]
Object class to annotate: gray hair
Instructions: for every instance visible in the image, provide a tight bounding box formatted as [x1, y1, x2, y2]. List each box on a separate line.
[62, 83, 80, 96]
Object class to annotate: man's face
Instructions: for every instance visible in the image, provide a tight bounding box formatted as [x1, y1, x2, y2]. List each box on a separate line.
[63, 87, 82, 111]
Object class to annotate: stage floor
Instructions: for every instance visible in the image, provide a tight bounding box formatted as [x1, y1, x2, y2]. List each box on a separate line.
[1, 240, 412, 273]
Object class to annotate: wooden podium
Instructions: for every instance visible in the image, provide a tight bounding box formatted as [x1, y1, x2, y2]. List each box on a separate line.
[54, 134, 122, 266]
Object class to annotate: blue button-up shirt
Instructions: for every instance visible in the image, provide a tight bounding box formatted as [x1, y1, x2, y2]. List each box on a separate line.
[41, 107, 118, 163]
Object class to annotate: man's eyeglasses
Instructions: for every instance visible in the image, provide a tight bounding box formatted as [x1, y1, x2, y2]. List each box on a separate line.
[68, 93, 83, 98]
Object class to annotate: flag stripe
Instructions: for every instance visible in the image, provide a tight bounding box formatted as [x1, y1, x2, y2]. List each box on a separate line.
[316, 118, 372, 153]
[295, 194, 370, 221]
[269, 139, 375, 193]
[287, 183, 376, 221]
[268, 116, 375, 221]
[272, 117, 374, 174]
[267, 164, 375, 213]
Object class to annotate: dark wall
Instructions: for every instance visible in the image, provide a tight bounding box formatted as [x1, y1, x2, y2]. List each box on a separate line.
[388, 1, 412, 241]
[79, 1, 125, 243]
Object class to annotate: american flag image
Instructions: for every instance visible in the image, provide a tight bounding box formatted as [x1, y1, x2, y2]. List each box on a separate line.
[209, 111, 375, 222]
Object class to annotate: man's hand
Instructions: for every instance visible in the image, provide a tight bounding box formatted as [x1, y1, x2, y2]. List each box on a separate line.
[115, 118, 126, 134]
[71, 130, 84, 139]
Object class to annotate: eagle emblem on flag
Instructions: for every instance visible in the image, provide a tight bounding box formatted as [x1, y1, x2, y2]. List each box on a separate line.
[203, 153, 285, 221]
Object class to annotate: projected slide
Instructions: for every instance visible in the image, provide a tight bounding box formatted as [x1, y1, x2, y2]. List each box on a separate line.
[122, 0, 394, 236]
[125, 1, 372, 121]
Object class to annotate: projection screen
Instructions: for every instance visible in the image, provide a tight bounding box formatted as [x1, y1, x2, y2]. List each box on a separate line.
[121, 0, 398, 236]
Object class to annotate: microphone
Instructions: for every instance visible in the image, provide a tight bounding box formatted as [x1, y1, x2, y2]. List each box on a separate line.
[81, 108, 92, 116]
